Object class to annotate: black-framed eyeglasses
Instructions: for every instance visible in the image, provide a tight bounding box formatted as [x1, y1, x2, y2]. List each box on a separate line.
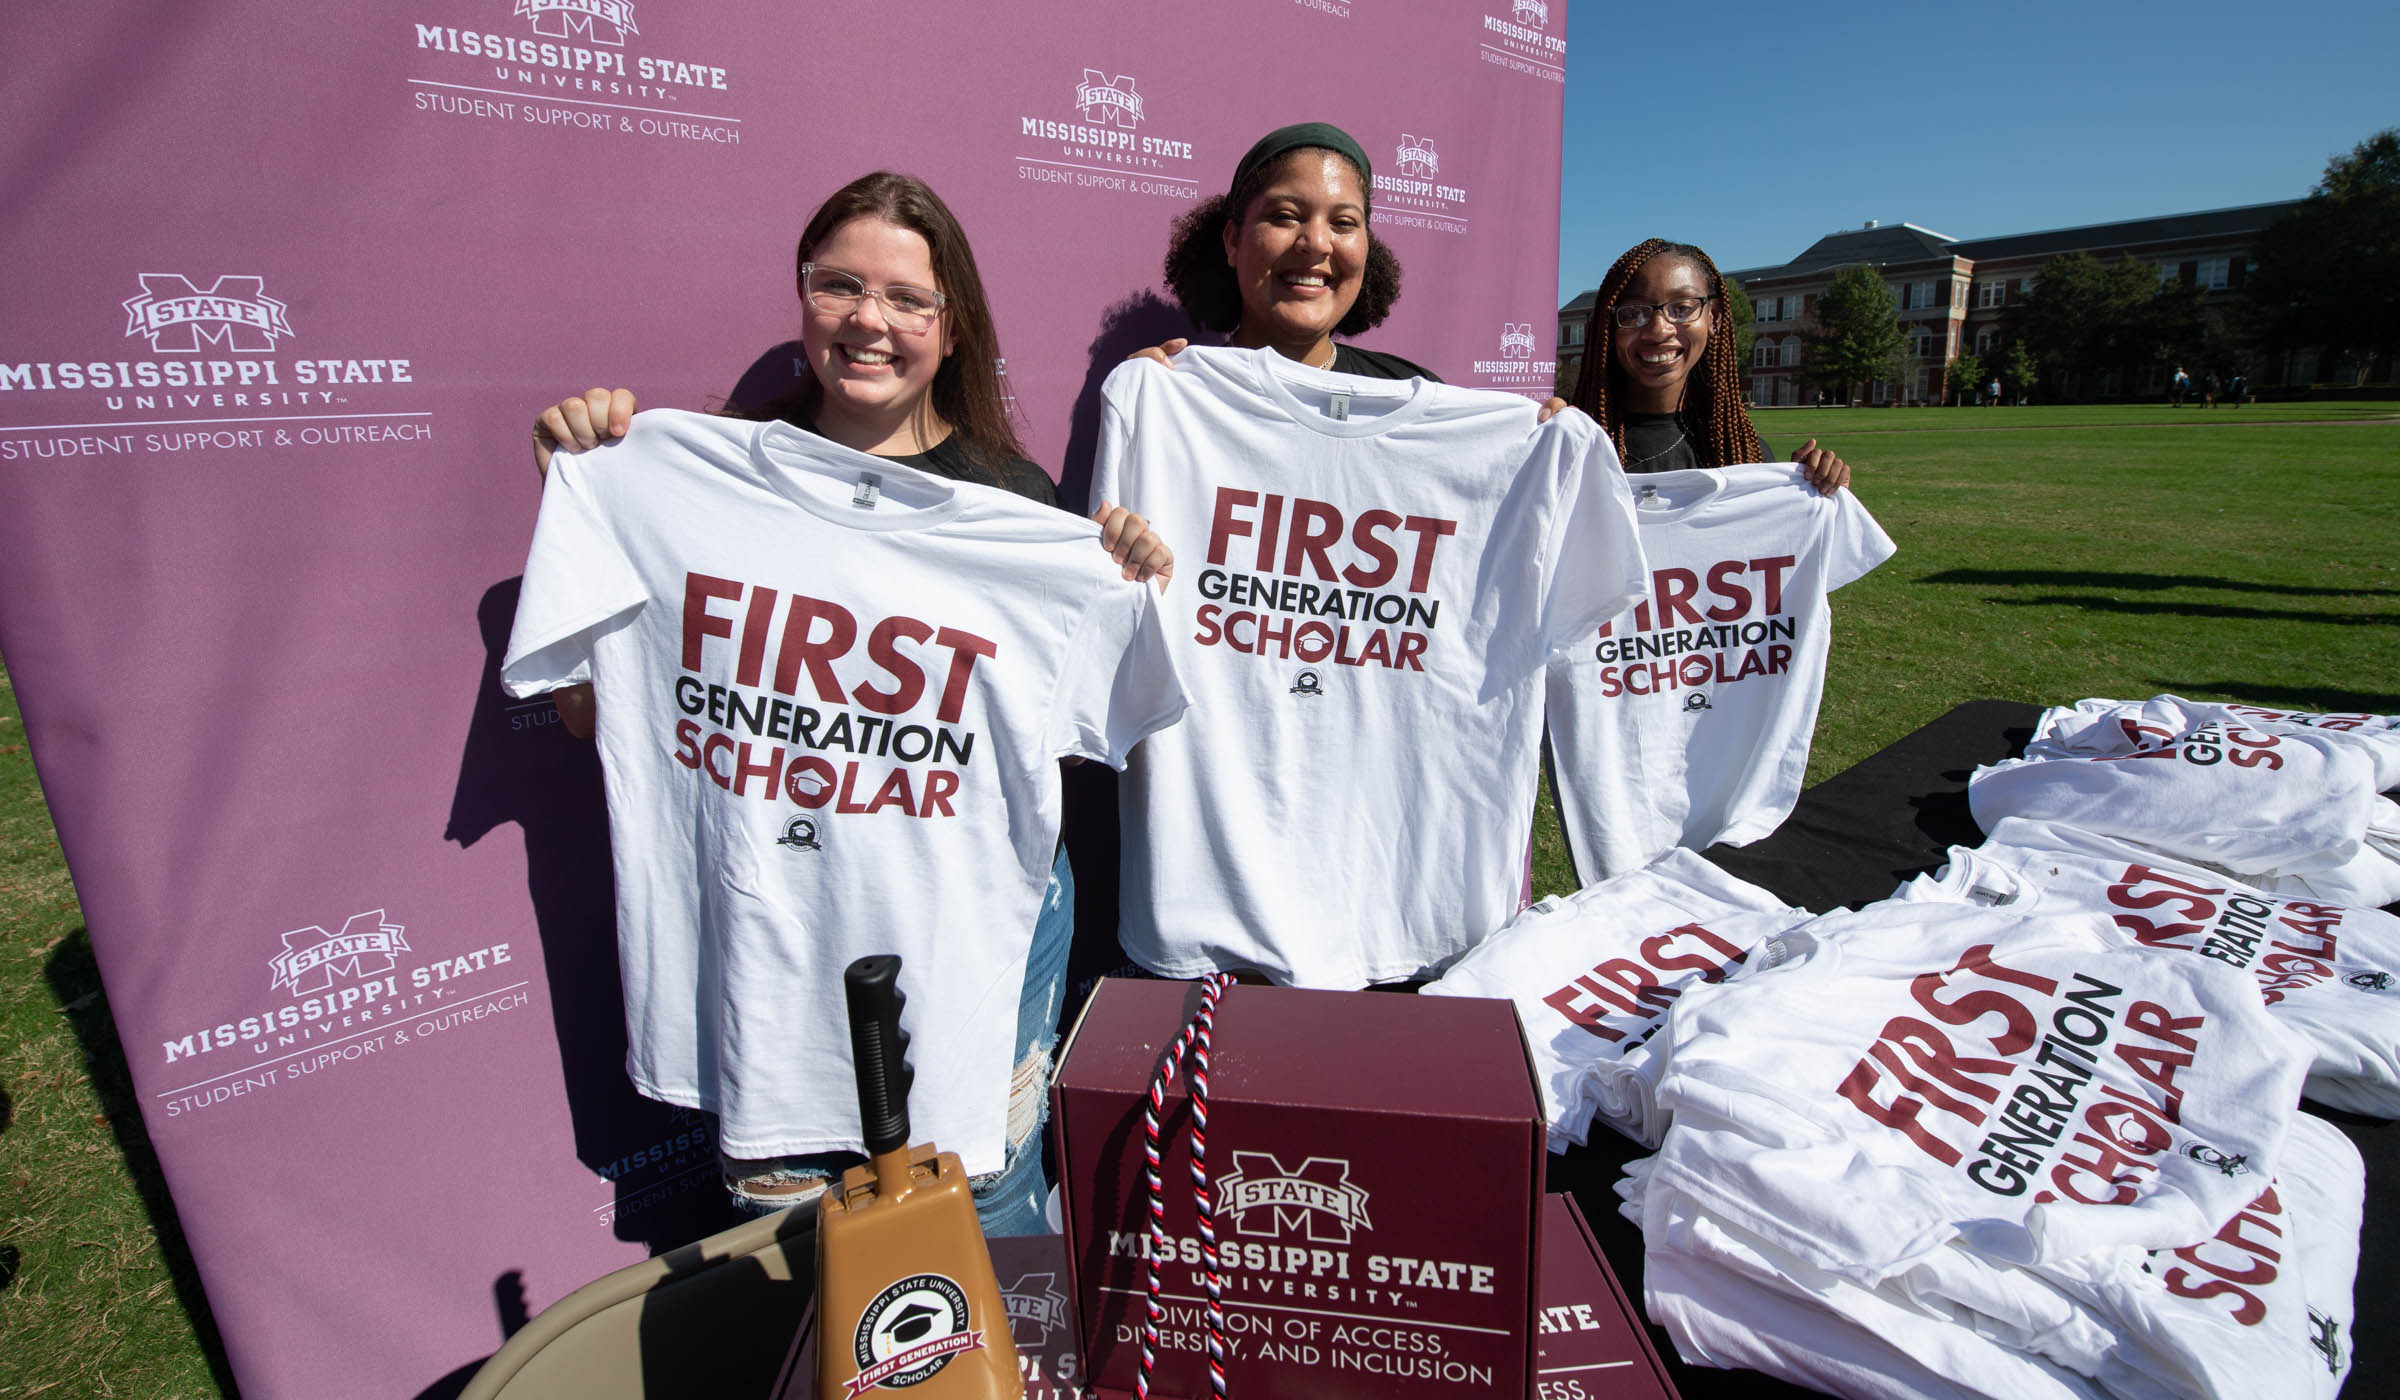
[800, 263, 947, 332]
[1610, 296, 1711, 329]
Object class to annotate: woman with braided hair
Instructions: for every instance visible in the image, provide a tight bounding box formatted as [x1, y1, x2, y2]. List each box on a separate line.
[1568, 239, 1851, 492]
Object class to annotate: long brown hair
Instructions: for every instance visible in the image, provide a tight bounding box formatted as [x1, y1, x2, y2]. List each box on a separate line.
[754, 171, 1024, 472]
[1570, 239, 1761, 468]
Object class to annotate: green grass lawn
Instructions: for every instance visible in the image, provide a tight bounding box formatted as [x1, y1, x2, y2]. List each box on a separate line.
[4, 409, 2397, 1396]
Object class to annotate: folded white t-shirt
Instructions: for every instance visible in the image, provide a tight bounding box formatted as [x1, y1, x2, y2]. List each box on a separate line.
[1902, 817, 2400, 1116]
[1422, 848, 1810, 1148]
[1647, 902, 2310, 1283]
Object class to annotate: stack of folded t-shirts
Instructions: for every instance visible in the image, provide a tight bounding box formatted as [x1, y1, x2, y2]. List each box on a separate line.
[1897, 816, 2400, 1116]
[1970, 699, 2400, 909]
[1623, 900, 2354, 1399]
[1421, 847, 1812, 1148]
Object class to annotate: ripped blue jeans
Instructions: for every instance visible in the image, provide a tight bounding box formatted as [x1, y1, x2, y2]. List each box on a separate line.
[723, 847, 1071, 1236]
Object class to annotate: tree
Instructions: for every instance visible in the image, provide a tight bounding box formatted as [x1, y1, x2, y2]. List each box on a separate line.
[2242, 128, 2400, 382]
[2010, 251, 2202, 398]
[1997, 340, 2037, 403]
[1946, 351, 1986, 405]
[1802, 266, 1905, 404]
[1721, 277, 1756, 373]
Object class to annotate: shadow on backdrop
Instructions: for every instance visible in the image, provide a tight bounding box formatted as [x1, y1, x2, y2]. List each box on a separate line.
[433, 580, 749, 1396]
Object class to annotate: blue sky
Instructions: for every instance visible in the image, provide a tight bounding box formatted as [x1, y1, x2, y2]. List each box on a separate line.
[1557, 0, 2400, 303]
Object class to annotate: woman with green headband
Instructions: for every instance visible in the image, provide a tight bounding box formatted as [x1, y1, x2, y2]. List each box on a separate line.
[1144, 121, 1432, 382]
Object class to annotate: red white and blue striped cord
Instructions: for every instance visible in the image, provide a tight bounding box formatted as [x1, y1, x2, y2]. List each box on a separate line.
[1137, 972, 1237, 1400]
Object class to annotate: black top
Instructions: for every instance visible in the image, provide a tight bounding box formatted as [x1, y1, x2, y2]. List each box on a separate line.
[877, 432, 1059, 510]
[1618, 410, 1775, 475]
[1331, 344, 1443, 383]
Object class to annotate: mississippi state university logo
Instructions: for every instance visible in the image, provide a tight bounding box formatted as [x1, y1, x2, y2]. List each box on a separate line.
[848, 1273, 986, 1394]
[777, 815, 823, 852]
[1288, 668, 1323, 697]
[1001, 1270, 1069, 1346]
[2346, 970, 2394, 992]
[1217, 1152, 1371, 1243]
[1498, 322, 1535, 360]
[516, 0, 638, 45]
[1394, 134, 1439, 179]
[1512, 0, 1549, 24]
[1682, 692, 1713, 713]
[122, 275, 292, 354]
[2183, 1143, 2250, 1178]
[270, 911, 410, 996]
[1075, 70, 1142, 128]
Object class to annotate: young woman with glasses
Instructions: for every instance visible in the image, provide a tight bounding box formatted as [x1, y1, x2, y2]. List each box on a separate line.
[524, 171, 1162, 1234]
[1567, 239, 1851, 490]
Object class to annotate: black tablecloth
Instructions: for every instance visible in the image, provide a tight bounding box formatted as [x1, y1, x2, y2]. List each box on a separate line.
[1545, 699, 2395, 1397]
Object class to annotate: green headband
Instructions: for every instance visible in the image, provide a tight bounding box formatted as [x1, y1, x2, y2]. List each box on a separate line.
[1226, 122, 1372, 207]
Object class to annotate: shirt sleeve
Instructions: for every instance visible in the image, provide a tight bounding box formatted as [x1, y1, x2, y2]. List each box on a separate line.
[1535, 410, 1650, 665]
[499, 451, 649, 696]
[1045, 579, 1189, 768]
[1819, 486, 1897, 594]
[1086, 361, 1141, 515]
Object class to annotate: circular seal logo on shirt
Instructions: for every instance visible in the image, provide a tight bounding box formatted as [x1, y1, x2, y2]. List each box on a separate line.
[2345, 969, 2395, 993]
[777, 815, 822, 851]
[850, 1273, 981, 1391]
[1681, 692, 1713, 713]
[1289, 668, 1323, 697]
[2183, 1143, 2249, 1178]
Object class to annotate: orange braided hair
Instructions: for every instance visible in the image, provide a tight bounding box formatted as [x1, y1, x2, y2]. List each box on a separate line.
[1570, 239, 1763, 468]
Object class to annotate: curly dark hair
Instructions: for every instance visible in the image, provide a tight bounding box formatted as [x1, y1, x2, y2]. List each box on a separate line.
[1161, 149, 1403, 337]
[1569, 239, 1761, 468]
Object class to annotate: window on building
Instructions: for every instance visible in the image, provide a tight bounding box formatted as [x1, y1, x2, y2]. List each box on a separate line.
[1977, 280, 2004, 308]
[1753, 340, 1775, 368]
[1975, 325, 2000, 354]
[2159, 261, 2179, 286]
[1904, 280, 1935, 309]
[2198, 257, 2229, 290]
[1562, 321, 1583, 348]
[1781, 338, 1800, 367]
[1912, 329, 1939, 358]
[1915, 369, 1931, 399]
[1952, 279, 1966, 309]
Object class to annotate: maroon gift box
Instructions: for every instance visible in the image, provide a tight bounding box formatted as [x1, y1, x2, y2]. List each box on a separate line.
[1531, 1195, 1679, 1400]
[772, 1198, 1674, 1399]
[1051, 979, 1547, 1400]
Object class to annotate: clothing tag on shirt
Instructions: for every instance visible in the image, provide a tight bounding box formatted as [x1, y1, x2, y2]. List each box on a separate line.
[1636, 483, 1671, 512]
[852, 472, 881, 510]
[1325, 390, 1350, 421]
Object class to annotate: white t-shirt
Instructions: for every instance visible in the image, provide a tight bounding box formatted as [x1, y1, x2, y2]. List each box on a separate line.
[1545, 464, 1894, 880]
[1090, 346, 1647, 986]
[2030, 694, 2400, 790]
[1968, 719, 2385, 884]
[2038, 1110, 2360, 1400]
[1646, 902, 2311, 1284]
[1422, 848, 1812, 1148]
[1899, 817, 2400, 1116]
[1622, 1160, 2110, 1400]
[500, 410, 1188, 1170]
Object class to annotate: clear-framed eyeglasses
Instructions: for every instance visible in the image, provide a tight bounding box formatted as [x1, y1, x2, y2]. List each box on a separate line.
[1610, 296, 1711, 330]
[800, 263, 948, 332]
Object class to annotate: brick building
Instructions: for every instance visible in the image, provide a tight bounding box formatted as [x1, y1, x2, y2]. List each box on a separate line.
[1558, 201, 2317, 405]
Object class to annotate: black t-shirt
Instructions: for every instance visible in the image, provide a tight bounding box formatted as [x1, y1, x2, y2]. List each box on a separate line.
[880, 432, 1059, 509]
[1331, 344, 1444, 383]
[1619, 410, 1775, 475]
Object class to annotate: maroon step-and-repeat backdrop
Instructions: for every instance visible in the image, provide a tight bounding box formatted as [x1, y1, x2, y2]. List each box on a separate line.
[0, 3, 1570, 1395]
